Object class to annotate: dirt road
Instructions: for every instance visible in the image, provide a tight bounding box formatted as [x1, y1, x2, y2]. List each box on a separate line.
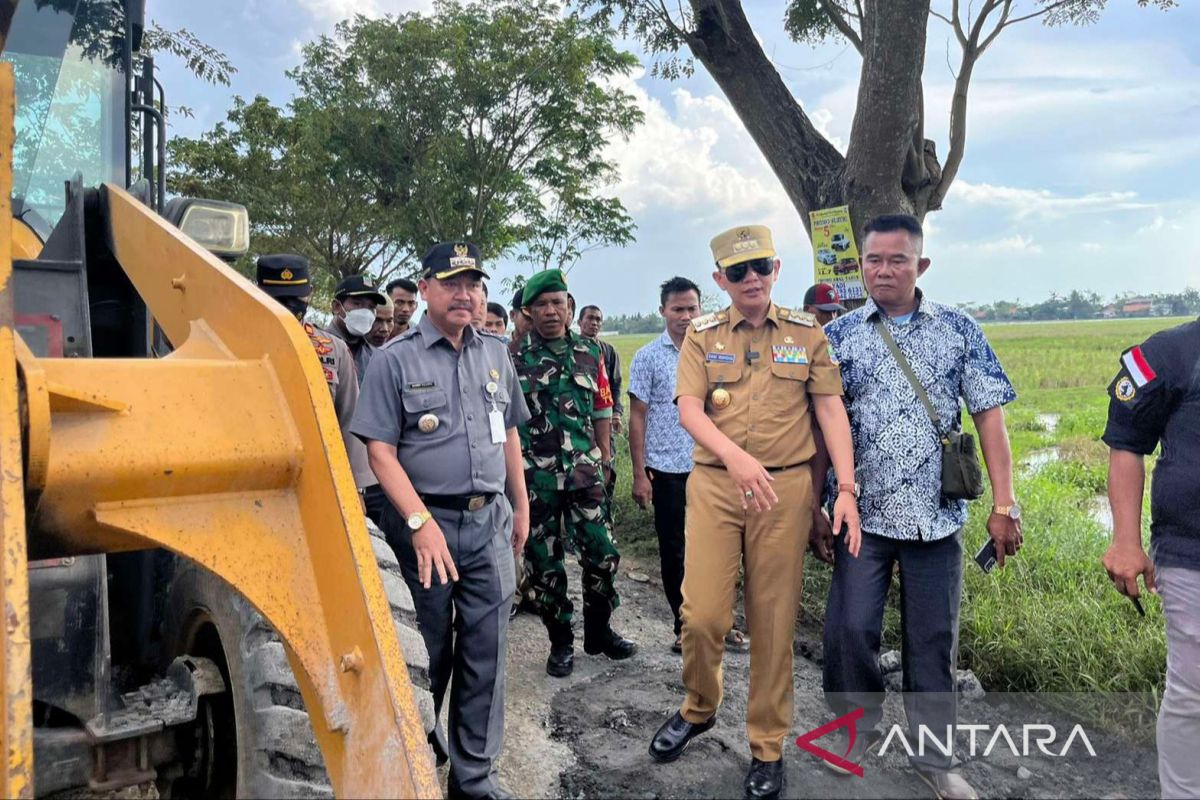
[492, 555, 1159, 800]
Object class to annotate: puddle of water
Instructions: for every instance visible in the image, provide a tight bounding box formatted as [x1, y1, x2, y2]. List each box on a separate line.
[1036, 412, 1061, 434]
[1087, 496, 1113, 531]
[1023, 447, 1061, 474]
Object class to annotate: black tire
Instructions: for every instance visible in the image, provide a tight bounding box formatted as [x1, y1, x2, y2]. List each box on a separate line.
[160, 521, 435, 798]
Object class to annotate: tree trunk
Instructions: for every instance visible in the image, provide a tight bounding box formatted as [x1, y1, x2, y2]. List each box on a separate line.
[841, 0, 931, 232]
[687, 0, 845, 234]
[686, 0, 935, 237]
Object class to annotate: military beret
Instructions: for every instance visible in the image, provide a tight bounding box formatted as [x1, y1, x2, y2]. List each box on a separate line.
[421, 241, 489, 280]
[522, 269, 569, 307]
[710, 225, 776, 269]
[256, 254, 312, 298]
[510, 286, 524, 311]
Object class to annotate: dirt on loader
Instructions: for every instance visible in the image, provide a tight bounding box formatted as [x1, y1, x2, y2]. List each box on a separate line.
[494, 555, 1160, 800]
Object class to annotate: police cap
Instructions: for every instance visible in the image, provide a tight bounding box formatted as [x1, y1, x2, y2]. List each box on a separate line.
[256, 254, 312, 298]
[421, 241, 489, 280]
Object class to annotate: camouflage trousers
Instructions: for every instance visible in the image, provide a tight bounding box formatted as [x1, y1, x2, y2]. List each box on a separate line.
[523, 480, 620, 625]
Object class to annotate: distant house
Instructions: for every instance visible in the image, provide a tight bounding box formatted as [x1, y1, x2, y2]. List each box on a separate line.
[1100, 304, 1118, 319]
[1122, 298, 1153, 316]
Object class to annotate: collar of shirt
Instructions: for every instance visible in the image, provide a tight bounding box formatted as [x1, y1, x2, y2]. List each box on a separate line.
[417, 313, 479, 350]
[657, 329, 680, 352]
[727, 302, 780, 330]
[528, 328, 578, 350]
[863, 287, 928, 322]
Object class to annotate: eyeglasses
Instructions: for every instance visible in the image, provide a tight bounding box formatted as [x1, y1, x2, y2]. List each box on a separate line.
[721, 259, 774, 283]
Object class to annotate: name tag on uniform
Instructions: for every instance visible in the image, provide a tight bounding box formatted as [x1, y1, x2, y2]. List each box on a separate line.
[771, 345, 808, 364]
[406, 381, 435, 390]
[706, 352, 735, 363]
[489, 408, 506, 444]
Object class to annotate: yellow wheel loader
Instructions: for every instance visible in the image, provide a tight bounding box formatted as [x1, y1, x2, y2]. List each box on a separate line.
[0, 1, 438, 796]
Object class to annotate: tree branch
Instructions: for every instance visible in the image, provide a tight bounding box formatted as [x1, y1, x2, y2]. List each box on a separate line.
[998, 0, 1075, 30]
[817, 0, 863, 53]
[683, 0, 844, 224]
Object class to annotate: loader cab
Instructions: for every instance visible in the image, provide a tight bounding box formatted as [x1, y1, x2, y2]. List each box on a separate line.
[1, 4, 260, 796]
[4, 0, 130, 242]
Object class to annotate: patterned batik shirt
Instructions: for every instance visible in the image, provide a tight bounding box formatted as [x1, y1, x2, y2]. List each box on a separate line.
[627, 330, 694, 474]
[824, 290, 1016, 541]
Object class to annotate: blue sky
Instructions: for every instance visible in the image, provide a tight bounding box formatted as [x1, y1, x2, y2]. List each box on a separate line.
[153, 1, 1200, 315]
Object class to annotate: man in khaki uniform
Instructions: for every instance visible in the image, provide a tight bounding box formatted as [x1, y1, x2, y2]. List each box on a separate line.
[648, 225, 862, 800]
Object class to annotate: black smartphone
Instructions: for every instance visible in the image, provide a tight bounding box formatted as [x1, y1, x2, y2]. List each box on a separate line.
[974, 539, 998, 573]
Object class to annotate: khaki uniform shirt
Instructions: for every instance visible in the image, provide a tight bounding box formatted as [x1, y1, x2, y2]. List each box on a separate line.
[675, 303, 843, 468]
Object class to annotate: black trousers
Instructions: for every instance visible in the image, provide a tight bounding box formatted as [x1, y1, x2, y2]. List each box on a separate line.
[648, 468, 689, 636]
[822, 529, 963, 772]
[362, 483, 390, 530]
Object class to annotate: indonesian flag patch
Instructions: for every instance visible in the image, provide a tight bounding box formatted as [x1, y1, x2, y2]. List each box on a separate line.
[1121, 346, 1157, 387]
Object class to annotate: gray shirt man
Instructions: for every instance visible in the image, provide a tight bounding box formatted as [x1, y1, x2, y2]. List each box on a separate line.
[350, 313, 530, 797]
[351, 315, 528, 493]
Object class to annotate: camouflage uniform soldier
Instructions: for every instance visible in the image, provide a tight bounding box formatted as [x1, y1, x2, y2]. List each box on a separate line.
[517, 269, 638, 677]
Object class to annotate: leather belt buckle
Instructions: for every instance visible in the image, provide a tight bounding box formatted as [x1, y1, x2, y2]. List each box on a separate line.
[467, 495, 486, 512]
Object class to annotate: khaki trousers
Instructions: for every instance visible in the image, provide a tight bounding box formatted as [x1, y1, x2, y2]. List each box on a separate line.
[679, 463, 811, 761]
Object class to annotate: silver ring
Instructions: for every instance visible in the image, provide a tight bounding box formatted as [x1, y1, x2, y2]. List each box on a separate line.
[745, 490, 755, 499]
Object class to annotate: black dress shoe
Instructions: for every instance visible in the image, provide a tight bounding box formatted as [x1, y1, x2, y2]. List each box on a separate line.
[744, 757, 784, 800]
[447, 782, 515, 800]
[583, 629, 638, 660]
[546, 644, 574, 677]
[648, 711, 716, 763]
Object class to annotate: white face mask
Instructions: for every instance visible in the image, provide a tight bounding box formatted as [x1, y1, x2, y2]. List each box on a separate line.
[344, 307, 376, 338]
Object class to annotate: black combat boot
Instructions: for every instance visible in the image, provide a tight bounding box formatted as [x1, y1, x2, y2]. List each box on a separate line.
[545, 619, 574, 677]
[582, 605, 638, 660]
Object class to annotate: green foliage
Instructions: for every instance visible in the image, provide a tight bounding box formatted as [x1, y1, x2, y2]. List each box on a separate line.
[585, 0, 694, 79]
[171, 0, 641, 287]
[144, 23, 237, 87]
[962, 288, 1199, 322]
[782, 0, 846, 46]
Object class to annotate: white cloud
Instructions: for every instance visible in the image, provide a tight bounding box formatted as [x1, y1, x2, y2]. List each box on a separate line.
[607, 71, 794, 233]
[296, 0, 431, 24]
[948, 234, 1043, 256]
[948, 180, 1151, 220]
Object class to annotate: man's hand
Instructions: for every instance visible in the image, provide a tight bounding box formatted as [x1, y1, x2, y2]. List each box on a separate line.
[412, 519, 459, 589]
[632, 470, 653, 510]
[723, 448, 778, 512]
[613, 416, 624, 435]
[809, 507, 835, 564]
[511, 505, 530, 559]
[1103, 541, 1157, 599]
[831, 492, 862, 558]
[987, 512, 1023, 568]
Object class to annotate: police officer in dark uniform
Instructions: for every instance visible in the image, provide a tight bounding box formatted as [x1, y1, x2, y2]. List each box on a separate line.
[255, 255, 384, 522]
[1102, 318, 1200, 799]
[351, 242, 530, 800]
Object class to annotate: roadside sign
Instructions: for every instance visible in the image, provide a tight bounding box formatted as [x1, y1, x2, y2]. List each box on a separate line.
[809, 205, 865, 301]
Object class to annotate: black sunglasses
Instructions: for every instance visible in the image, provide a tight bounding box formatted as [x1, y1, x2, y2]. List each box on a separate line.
[721, 258, 774, 283]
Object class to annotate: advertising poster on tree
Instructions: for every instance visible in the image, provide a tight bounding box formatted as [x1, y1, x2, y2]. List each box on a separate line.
[809, 205, 865, 301]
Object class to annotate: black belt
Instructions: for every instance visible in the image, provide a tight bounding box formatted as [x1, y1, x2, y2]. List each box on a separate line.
[419, 492, 497, 512]
[697, 462, 805, 473]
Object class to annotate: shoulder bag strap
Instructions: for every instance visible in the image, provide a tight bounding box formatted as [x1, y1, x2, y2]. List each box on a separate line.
[872, 317, 945, 442]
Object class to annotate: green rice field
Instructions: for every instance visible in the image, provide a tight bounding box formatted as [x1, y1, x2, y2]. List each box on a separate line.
[604, 317, 1187, 697]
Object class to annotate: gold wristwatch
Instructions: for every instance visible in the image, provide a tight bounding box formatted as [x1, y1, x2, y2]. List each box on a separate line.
[992, 503, 1021, 520]
[406, 510, 433, 531]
